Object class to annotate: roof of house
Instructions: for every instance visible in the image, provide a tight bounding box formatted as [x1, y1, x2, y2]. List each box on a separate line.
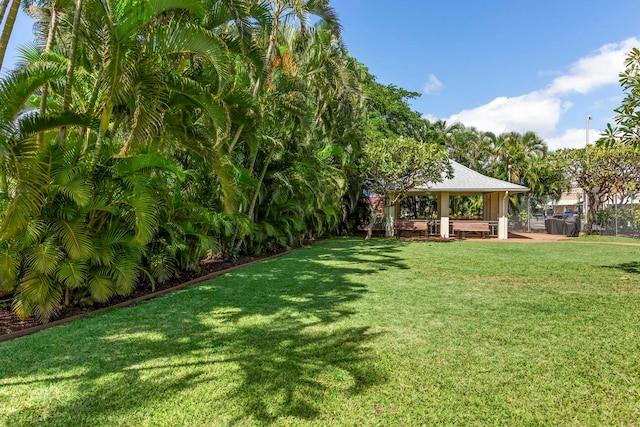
[412, 160, 529, 193]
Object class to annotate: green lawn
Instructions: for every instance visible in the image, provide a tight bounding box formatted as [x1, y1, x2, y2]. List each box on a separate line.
[1, 238, 639, 426]
[577, 234, 640, 243]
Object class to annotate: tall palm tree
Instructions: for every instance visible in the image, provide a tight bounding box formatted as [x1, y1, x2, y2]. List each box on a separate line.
[489, 131, 545, 183]
[0, 0, 369, 317]
[0, 0, 21, 72]
[0, 1, 10, 37]
[227, 0, 340, 152]
[0, 0, 241, 318]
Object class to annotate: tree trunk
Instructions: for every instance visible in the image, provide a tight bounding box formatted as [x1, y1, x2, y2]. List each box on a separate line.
[227, 4, 281, 154]
[37, 2, 57, 146]
[0, 0, 20, 73]
[58, 0, 83, 145]
[0, 0, 9, 195]
[247, 148, 274, 222]
[365, 211, 376, 240]
[231, 148, 275, 254]
[0, 1, 10, 32]
[0, 0, 8, 193]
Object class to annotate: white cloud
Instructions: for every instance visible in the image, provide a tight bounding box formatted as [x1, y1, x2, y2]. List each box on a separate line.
[537, 69, 561, 77]
[590, 95, 623, 110]
[423, 74, 444, 95]
[422, 113, 442, 123]
[545, 38, 638, 96]
[545, 128, 602, 151]
[448, 92, 564, 137]
[442, 37, 639, 149]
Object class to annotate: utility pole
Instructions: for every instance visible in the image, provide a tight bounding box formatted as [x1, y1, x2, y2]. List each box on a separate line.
[583, 115, 592, 232]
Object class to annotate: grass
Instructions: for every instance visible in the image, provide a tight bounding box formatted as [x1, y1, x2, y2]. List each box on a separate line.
[1, 237, 639, 425]
[577, 234, 640, 243]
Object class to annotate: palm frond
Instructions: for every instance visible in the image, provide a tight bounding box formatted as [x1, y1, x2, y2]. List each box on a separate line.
[114, 153, 186, 181]
[56, 259, 90, 289]
[124, 193, 158, 246]
[148, 253, 177, 284]
[0, 242, 19, 292]
[52, 177, 92, 207]
[86, 271, 115, 303]
[145, 25, 231, 88]
[23, 239, 62, 275]
[21, 219, 48, 248]
[51, 219, 93, 261]
[16, 111, 96, 141]
[90, 227, 130, 267]
[17, 273, 63, 320]
[114, 0, 206, 41]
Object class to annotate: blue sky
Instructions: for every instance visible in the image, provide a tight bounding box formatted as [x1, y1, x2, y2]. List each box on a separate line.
[3, 1, 640, 150]
[332, 0, 640, 150]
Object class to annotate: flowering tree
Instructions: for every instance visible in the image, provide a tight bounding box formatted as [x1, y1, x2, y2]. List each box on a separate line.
[361, 136, 451, 239]
[555, 144, 640, 234]
[613, 47, 640, 147]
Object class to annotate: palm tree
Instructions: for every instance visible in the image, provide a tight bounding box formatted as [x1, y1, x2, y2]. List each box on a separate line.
[489, 131, 545, 184]
[0, 0, 369, 318]
[0, 0, 21, 72]
[0, 0, 241, 318]
[0, 1, 10, 40]
[206, 0, 348, 255]
[227, 0, 341, 153]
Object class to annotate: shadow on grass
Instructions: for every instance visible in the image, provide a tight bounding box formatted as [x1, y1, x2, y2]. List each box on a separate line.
[602, 261, 640, 275]
[1, 239, 407, 425]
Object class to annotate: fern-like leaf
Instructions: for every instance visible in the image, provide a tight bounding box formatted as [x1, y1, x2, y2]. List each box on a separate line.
[51, 219, 93, 261]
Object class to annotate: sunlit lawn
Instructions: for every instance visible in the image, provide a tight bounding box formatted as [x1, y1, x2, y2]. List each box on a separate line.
[577, 234, 640, 243]
[1, 237, 639, 425]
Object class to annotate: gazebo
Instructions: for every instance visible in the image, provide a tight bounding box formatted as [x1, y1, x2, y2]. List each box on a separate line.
[385, 160, 529, 239]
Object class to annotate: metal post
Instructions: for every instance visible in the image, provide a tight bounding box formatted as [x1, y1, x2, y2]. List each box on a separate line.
[584, 115, 592, 232]
[615, 194, 618, 237]
[527, 194, 531, 232]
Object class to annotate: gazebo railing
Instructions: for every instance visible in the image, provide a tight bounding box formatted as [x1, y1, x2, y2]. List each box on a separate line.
[394, 219, 500, 237]
[427, 220, 440, 236]
[488, 221, 498, 237]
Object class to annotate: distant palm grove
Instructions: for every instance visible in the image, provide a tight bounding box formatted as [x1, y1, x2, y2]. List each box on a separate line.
[0, 0, 637, 321]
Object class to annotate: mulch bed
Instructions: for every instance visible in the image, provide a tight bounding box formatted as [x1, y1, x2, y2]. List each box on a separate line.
[0, 251, 283, 339]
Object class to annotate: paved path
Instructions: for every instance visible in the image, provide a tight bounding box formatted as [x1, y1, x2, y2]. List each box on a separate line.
[504, 232, 573, 242]
[484, 232, 640, 246]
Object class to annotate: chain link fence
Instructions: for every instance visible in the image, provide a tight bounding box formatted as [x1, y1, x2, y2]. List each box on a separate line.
[364, 193, 640, 239]
[509, 194, 640, 238]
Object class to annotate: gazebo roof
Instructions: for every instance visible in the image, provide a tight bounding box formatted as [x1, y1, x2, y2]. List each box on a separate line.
[413, 160, 529, 193]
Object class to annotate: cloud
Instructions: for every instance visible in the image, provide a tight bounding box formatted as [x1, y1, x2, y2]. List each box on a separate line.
[545, 38, 638, 96]
[590, 95, 623, 110]
[440, 37, 639, 149]
[423, 74, 444, 95]
[537, 69, 561, 77]
[422, 113, 443, 123]
[448, 92, 566, 137]
[545, 128, 602, 151]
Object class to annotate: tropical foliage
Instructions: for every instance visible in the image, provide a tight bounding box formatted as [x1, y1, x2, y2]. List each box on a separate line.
[0, 0, 575, 321]
[554, 143, 640, 233]
[603, 47, 640, 148]
[0, 0, 370, 320]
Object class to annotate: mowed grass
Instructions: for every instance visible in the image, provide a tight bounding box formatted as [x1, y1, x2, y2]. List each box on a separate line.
[1, 238, 639, 426]
[577, 234, 640, 244]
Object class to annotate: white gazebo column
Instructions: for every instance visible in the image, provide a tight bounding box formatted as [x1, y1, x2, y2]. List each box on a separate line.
[440, 192, 450, 238]
[498, 191, 509, 239]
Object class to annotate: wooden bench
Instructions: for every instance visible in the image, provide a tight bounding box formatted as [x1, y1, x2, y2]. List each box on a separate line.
[394, 220, 428, 237]
[451, 221, 489, 239]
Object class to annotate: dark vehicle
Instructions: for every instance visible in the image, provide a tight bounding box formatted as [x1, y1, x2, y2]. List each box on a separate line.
[552, 211, 578, 220]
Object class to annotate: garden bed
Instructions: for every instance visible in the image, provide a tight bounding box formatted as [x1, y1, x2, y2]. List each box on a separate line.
[0, 251, 284, 339]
